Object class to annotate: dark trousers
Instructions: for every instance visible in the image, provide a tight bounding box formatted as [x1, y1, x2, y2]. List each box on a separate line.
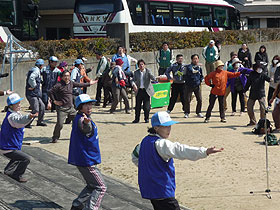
[4, 150, 31, 180]
[206, 94, 225, 120]
[151, 197, 180, 210]
[26, 95, 45, 124]
[168, 83, 185, 112]
[158, 67, 167, 76]
[135, 89, 151, 121]
[95, 79, 104, 103]
[52, 106, 76, 140]
[231, 89, 245, 112]
[268, 87, 275, 107]
[273, 103, 280, 129]
[184, 85, 202, 114]
[110, 86, 130, 112]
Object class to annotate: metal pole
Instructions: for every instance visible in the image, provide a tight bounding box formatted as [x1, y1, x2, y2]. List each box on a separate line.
[264, 109, 271, 198]
[9, 35, 13, 91]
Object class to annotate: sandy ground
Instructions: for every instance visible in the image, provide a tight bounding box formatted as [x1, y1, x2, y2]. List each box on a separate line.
[3, 84, 280, 210]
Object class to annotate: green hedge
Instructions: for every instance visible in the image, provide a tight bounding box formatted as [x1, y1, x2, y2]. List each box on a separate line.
[21, 38, 120, 60]
[129, 28, 280, 52]
[1, 28, 280, 59]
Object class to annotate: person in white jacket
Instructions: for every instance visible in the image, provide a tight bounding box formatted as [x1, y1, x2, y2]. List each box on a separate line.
[132, 111, 223, 210]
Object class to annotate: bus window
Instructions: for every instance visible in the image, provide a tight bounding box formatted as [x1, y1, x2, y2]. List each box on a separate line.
[214, 7, 228, 27]
[149, 2, 170, 25]
[172, 4, 191, 26]
[128, 2, 145, 25]
[0, 0, 16, 26]
[75, 0, 123, 15]
[193, 5, 211, 27]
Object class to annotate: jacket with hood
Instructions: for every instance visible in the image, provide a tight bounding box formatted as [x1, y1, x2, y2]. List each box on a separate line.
[254, 46, 269, 72]
[238, 48, 252, 69]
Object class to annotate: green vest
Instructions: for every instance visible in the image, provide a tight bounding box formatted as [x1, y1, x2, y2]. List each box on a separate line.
[159, 49, 172, 69]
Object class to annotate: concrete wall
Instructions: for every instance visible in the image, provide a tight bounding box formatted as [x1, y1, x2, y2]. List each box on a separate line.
[1, 40, 280, 107]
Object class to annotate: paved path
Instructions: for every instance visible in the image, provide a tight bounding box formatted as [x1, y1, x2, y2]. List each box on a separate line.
[0, 146, 190, 210]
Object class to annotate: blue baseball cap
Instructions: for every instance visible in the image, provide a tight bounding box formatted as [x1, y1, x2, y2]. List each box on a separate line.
[151, 111, 178, 127]
[74, 59, 84, 65]
[49, 56, 58, 62]
[35, 59, 44, 66]
[7, 93, 24, 106]
[75, 94, 97, 108]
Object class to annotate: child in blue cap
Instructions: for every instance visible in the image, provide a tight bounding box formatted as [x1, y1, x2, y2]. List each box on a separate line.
[0, 93, 38, 182]
[133, 111, 223, 210]
[68, 94, 107, 210]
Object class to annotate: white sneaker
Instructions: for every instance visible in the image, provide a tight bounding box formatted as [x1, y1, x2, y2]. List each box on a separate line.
[184, 113, 189, 118]
[231, 112, 236, 116]
[197, 113, 204, 118]
[166, 110, 171, 114]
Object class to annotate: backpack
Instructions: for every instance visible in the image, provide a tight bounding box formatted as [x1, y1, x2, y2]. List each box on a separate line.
[252, 119, 272, 134]
[263, 134, 279, 146]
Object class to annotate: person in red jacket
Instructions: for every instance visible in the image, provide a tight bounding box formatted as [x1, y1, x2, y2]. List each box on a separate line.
[204, 60, 242, 123]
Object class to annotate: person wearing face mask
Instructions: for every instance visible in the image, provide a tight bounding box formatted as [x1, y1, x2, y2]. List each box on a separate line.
[244, 62, 271, 126]
[165, 54, 186, 115]
[267, 55, 280, 108]
[204, 60, 243, 123]
[227, 58, 253, 116]
[254, 45, 269, 75]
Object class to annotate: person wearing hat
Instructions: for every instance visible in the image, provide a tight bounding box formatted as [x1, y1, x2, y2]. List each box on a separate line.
[244, 62, 272, 126]
[0, 93, 38, 182]
[48, 70, 97, 143]
[223, 52, 238, 111]
[25, 59, 47, 128]
[41, 56, 60, 111]
[132, 111, 223, 210]
[227, 58, 253, 116]
[68, 94, 107, 210]
[202, 40, 219, 75]
[57, 61, 68, 82]
[204, 60, 243, 123]
[110, 58, 130, 114]
[71, 59, 85, 99]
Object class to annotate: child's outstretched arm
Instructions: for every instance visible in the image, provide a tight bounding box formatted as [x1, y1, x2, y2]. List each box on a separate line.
[78, 113, 94, 137]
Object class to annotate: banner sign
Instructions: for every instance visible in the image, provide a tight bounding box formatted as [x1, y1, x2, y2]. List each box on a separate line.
[151, 82, 171, 108]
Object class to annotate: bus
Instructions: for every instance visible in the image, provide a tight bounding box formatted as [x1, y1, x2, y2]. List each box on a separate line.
[0, 0, 39, 42]
[73, 0, 240, 38]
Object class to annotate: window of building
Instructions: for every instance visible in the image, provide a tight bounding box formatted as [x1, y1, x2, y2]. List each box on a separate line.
[267, 18, 280, 28]
[46, 28, 71, 40]
[213, 7, 228, 27]
[0, 0, 16, 26]
[149, 2, 170, 25]
[128, 2, 145, 25]
[172, 4, 191, 25]
[193, 5, 211, 26]
[248, 18, 260, 29]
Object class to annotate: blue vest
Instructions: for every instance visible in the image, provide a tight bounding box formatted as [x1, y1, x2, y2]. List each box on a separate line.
[42, 66, 59, 93]
[138, 135, 176, 199]
[25, 67, 42, 97]
[68, 113, 101, 167]
[0, 112, 24, 150]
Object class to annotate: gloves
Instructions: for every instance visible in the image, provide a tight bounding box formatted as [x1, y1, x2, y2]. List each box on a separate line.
[210, 84, 215, 88]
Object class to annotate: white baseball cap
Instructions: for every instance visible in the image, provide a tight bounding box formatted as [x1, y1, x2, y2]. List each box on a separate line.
[49, 56, 58, 62]
[209, 40, 215, 44]
[7, 93, 23, 105]
[151, 111, 178, 127]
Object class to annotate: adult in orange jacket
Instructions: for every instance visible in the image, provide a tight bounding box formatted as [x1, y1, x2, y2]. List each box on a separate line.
[204, 60, 241, 123]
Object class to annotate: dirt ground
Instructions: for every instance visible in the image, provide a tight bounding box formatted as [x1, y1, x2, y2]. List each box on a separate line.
[4, 84, 280, 210]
